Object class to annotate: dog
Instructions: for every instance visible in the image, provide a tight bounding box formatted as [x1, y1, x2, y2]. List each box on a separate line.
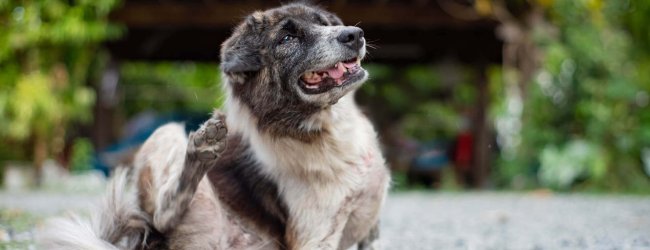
[40, 3, 390, 250]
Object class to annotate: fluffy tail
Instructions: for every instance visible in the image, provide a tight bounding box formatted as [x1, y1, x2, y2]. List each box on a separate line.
[38, 168, 151, 250]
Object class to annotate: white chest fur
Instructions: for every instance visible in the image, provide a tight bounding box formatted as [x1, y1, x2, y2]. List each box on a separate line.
[226, 94, 383, 182]
[226, 94, 388, 249]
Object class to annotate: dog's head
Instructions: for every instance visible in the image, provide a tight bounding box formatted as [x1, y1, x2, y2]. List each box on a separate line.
[221, 3, 367, 139]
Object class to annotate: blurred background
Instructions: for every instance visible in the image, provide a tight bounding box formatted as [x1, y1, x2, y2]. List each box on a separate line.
[2, 0, 649, 193]
[0, 0, 649, 248]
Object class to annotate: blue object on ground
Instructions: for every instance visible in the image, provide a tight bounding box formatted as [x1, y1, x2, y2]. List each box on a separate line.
[93, 111, 210, 176]
[411, 141, 449, 171]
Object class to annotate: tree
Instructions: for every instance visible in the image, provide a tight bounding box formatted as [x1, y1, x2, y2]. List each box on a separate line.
[0, 0, 121, 184]
[488, 0, 650, 191]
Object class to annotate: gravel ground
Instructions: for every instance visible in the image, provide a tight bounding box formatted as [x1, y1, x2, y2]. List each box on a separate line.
[380, 192, 650, 250]
[0, 192, 101, 216]
[1, 191, 649, 249]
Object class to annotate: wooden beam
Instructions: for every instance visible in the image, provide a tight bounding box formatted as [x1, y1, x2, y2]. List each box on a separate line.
[110, 2, 491, 29]
[105, 24, 502, 63]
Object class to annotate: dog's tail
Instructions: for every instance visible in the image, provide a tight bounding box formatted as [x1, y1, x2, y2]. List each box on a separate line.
[38, 168, 151, 250]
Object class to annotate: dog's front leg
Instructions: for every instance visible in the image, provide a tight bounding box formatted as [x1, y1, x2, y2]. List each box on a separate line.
[136, 112, 227, 233]
[357, 223, 380, 250]
[284, 190, 355, 250]
[155, 113, 227, 232]
[286, 215, 349, 250]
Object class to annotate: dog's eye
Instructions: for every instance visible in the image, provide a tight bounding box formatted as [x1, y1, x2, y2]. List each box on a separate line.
[280, 34, 297, 44]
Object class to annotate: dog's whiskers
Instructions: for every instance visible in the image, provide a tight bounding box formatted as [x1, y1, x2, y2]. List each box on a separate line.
[366, 43, 379, 50]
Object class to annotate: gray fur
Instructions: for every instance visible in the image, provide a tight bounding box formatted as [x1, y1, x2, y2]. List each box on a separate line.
[153, 112, 228, 233]
[221, 3, 367, 141]
[39, 3, 389, 250]
[38, 168, 148, 250]
[358, 223, 380, 250]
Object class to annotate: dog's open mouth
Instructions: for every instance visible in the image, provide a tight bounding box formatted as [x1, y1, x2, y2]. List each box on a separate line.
[300, 57, 363, 94]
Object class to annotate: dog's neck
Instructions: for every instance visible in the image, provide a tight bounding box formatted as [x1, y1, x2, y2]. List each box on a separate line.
[225, 92, 376, 183]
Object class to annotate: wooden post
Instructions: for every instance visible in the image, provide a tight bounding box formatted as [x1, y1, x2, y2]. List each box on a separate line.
[92, 59, 120, 152]
[472, 64, 491, 188]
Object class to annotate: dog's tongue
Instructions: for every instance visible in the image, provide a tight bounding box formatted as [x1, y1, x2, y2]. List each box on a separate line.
[302, 61, 356, 86]
[325, 63, 346, 80]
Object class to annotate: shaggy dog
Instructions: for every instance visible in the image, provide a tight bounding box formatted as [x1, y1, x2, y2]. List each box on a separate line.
[41, 3, 390, 250]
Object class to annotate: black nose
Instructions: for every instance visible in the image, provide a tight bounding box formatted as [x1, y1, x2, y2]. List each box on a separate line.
[337, 27, 364, 50]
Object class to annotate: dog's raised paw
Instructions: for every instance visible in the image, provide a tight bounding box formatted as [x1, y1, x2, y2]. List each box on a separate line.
[188, 112, 228, 161]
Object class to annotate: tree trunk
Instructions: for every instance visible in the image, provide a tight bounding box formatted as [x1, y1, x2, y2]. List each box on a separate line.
[33, 132, 47, 187]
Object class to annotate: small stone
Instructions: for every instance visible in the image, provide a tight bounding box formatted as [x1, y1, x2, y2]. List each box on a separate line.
[0, 228, 9, 242]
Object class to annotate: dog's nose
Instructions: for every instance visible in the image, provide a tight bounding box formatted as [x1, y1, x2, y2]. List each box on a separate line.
[337, 27, 364, 50]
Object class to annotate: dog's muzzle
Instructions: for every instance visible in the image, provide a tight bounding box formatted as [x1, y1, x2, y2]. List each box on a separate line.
[337, 27, 365, 51]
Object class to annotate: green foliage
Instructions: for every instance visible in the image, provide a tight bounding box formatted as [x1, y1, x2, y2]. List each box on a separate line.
[361, 64, 476, 141]
[119, 62, 223, 116]
[493, 0, 650, 192]
[70, 137, 94, 173]
[538, 139, 607, 189]
[624, 1, 650, 56]
[405, 66, 443, 94]
[402, 103, 462, 140]
[0, 0, 121, 171]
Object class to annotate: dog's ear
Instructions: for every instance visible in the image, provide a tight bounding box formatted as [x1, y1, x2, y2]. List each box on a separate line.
[220, 13, 265, 74]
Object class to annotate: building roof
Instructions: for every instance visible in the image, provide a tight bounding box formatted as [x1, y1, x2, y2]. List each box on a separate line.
[107, 0, 502, 64]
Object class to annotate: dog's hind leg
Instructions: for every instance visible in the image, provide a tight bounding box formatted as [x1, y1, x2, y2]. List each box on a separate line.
[134, 112, 227, 233]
